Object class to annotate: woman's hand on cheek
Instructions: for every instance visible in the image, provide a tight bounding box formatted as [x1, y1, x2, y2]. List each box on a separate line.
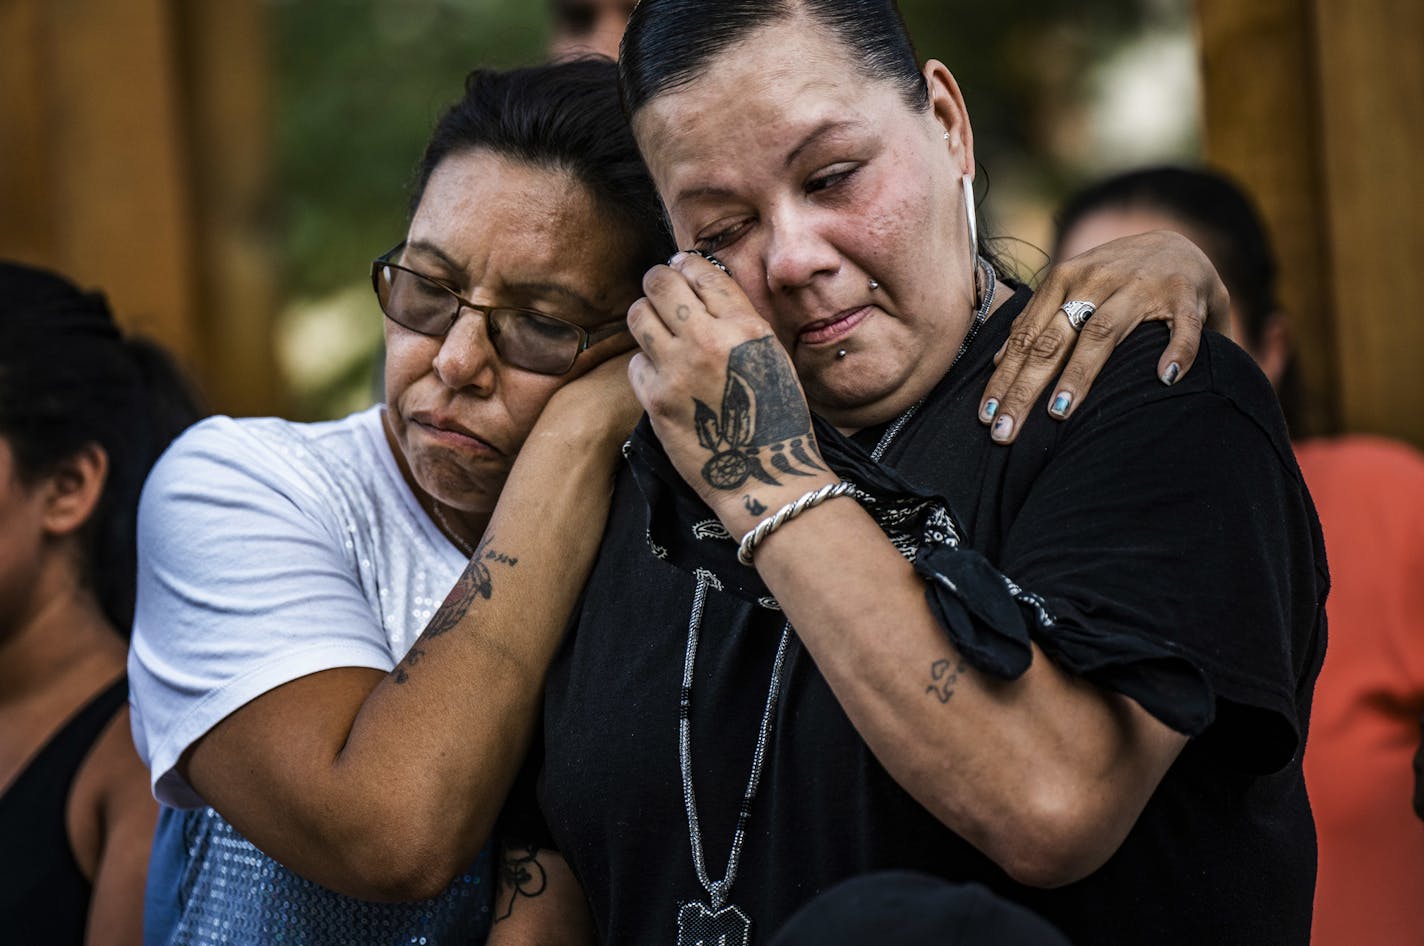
[977, 230, 1227, 443]
[628, 253, 837, 537]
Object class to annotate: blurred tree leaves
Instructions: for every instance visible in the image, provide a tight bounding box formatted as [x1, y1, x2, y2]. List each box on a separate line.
[269, 0, 1193, 416]
[272, 0, 547, 298]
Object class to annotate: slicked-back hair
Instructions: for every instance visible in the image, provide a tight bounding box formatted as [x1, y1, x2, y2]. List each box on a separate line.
[619, 0, 928, 117]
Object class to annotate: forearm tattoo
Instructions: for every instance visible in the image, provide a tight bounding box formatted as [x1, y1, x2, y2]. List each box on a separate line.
[493, 844, 548, 923]
[926, 657, 967, 704]
[694, 336, 824, 491]
[393, 531, 517, 684]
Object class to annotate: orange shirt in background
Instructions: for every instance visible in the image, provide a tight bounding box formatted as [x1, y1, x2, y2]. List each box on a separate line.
[1299, 435, 1424, 946]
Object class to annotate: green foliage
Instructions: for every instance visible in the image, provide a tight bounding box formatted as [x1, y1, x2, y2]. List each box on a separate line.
[272, 0, 548, 298]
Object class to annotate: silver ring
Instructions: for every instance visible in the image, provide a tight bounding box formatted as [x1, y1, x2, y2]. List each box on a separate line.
[1059, 300, 1097, 332]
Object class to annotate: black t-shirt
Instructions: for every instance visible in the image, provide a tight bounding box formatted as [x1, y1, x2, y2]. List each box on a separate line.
[515, 288, 1327, 945]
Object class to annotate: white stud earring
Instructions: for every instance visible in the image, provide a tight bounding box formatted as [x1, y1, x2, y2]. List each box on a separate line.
[943, 131, 950, 140]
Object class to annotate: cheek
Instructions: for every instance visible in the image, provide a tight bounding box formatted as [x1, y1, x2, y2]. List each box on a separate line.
[383, 330, 436, 404]
[499, 374, 568, 449]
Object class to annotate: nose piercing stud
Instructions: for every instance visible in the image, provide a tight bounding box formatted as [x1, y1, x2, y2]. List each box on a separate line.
[836, 349, 848, 359]
[868, 278, 880, 290]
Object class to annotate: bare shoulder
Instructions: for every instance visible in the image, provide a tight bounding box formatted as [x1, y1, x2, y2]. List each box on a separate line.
[66, 705, 156, 879]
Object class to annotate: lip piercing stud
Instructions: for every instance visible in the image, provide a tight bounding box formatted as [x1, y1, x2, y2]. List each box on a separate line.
[836, 349, 848, 359]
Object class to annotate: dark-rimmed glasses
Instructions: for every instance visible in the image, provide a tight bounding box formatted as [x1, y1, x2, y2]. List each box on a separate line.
[370, 243, 627, 376]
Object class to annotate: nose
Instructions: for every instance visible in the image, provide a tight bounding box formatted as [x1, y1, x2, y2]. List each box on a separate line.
[763, 206, 840, 295]
[432, 308, 497, 393]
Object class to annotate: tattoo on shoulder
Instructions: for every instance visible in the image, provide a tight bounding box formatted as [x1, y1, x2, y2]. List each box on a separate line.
[493, 845, 549, 923]
[694, 336, 824, 492]
[925, 657, 967, 704]
[392, 530, 518, 684]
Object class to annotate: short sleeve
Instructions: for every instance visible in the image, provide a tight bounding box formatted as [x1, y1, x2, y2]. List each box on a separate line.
[996, 343, 1326, 774]
[127, 418, 395, 808]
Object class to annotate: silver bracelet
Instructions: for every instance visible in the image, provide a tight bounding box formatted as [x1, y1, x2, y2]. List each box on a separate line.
[737, 481, 855, 566]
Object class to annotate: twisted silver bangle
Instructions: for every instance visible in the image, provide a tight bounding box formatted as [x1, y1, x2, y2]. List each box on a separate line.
[737, 481, 855, 566]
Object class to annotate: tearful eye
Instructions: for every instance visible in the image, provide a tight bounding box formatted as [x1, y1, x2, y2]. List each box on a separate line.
[807, 166, 856, 194]
[695, 218, 751, 254]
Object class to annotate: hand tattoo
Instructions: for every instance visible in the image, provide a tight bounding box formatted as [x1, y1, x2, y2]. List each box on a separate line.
[693, 336, 824, 491]
[393, 531, 516, 683]
[926, 657, 967, 704]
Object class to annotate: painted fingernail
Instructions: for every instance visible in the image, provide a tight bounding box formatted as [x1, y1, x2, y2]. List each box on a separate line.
[980, 398, 999, 422]
[1160, 362, 1181, 385]
[667, 251, 689, 266]
[1050, 392, 1072, 418]
[991, 414, 1015, 442]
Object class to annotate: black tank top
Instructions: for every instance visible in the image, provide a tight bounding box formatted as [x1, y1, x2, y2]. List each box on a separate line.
[0, 677, 129, 943]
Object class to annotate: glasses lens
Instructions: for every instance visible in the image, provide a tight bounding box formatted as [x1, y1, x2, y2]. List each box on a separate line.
[488, 309, 582, 375]
[377, 266, 455, 335]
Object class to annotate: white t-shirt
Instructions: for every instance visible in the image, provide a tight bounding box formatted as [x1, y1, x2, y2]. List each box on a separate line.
[130, 404, 467, 805]
[129, 407, 494, 945]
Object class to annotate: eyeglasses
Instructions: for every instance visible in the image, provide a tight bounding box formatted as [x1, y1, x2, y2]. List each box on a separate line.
[370, 243, 627, 376]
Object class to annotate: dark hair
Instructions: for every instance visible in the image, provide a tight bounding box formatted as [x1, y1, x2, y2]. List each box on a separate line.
[412, 58, 672, 277]
[619, 0, 928, 115]
[1053, 166, 1300, 428]
[0, 261, 206, 635]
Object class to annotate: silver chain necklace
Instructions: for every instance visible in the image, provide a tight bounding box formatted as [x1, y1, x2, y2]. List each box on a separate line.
[430, 501, 475, 557]
[672, 257, 995, 946]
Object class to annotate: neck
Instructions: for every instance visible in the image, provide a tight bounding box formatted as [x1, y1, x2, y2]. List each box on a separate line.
[0, 566, 122, 703]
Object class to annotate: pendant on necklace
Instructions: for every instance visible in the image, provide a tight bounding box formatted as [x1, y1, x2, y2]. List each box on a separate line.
[677, 901, 752, 946]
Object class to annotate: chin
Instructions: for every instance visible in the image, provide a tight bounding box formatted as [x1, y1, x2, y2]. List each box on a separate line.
[412, 452, 506, 513]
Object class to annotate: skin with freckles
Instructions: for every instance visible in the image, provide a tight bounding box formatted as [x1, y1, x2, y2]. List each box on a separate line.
[632, 19, 1006, 432]
[384, 149, 640, 547]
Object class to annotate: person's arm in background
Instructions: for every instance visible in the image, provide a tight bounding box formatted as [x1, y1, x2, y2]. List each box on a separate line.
[148, 357, 640, 902]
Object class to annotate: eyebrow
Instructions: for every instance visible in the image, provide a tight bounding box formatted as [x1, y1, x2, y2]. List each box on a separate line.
[403, 239, 604, 318]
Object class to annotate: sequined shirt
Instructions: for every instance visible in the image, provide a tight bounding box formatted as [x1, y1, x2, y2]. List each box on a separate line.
[129, 406, 492, 944]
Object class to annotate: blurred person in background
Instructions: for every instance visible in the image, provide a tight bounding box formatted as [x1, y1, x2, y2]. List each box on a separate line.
[1055, 164, 1424, 946]
[0, 261, 204, 945]
[129, 53, 1227, 944]
[549, 0, 637, 60]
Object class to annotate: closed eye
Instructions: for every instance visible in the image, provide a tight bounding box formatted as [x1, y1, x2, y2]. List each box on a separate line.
[695, 218, 752, 254]
[806, 165, 858, 195]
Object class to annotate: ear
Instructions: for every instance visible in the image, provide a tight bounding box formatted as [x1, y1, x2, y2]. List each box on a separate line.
[923, 60, 975, 178]
[41, 443, 109, 537]
[1252, 311, 1292, 391]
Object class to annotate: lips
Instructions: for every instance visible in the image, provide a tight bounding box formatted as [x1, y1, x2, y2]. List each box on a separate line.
[796, 305, 871, 347]
[410, 412, 501, 454]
